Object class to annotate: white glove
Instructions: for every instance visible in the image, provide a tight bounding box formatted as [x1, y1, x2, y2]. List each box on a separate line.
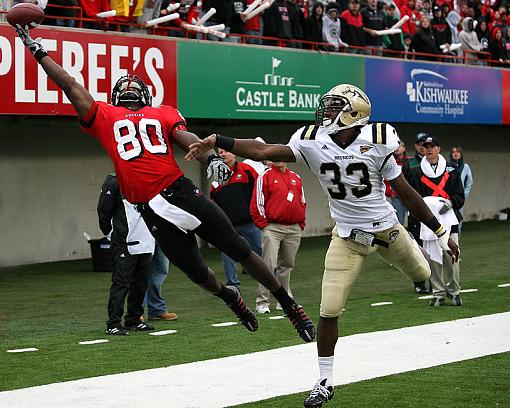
[438, 198, 452, 215]
[436, 227, 450, 253]
[206, 155, 231, 185]
[15, 24, 47, 61]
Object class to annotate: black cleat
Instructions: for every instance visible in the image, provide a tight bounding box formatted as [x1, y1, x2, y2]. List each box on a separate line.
[126, 322, 155, 331]
[225, 286, 258, 332]
[429, 297, 445, 307]
[451, 294, 463, 306]
[106, 326, 129, 336]
[284, 303, 315, 343]
[304, 379, 334, 408]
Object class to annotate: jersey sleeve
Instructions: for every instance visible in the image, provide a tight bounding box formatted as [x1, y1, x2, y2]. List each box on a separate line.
[286, 126, 308, 165]
[159, 105, 187, 141]
[381, 155, 402, 181]
[78, 101, 111, 137]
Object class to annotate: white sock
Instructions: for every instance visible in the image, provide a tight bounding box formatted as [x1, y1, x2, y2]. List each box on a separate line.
[318, 356, 334, 386]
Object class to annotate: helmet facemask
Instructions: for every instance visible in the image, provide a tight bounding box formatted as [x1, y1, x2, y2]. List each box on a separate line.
[315, 95, 351, 135]
[111, 75, 152, 108]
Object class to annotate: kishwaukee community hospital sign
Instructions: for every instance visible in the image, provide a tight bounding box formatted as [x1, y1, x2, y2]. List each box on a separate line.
[178, 42, 364, 120]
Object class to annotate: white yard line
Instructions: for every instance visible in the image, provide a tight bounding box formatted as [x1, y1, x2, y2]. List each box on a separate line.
[1, 312, 509, 408]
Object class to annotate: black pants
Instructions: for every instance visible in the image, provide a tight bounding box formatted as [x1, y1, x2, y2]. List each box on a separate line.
[107, 246, 152, 328]
[138, 177, 251, 285]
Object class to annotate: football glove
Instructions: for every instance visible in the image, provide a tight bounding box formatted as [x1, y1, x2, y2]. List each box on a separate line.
[207, 155, 231, 185]
[438, 198, 452, 215]
[436, 227, 450, 253]
[15, 24, 47, 62]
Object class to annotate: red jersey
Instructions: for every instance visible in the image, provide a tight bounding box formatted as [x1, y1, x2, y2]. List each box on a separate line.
[250, 166, 306, 230]
[80, 101, 185, 203]
[78, 0, 111, 18]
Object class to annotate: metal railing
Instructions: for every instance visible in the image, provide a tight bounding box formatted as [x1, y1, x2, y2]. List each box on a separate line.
[0, 4, 507, 68]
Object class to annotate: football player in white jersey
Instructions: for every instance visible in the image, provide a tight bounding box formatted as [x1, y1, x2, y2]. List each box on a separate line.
[186, 84, 459, 408]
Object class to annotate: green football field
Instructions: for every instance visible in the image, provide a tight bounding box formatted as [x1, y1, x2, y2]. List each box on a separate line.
[0, 220, 509, 407]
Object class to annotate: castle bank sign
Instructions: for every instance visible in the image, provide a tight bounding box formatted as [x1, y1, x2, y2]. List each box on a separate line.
[235, 57, 322, 115]
[406, 69, 469, 118]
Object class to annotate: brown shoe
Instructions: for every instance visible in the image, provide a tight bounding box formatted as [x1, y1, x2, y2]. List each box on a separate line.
[148, 312, 178, 321]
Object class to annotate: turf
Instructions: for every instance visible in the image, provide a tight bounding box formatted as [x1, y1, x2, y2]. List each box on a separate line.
[0, 220, 509, 398]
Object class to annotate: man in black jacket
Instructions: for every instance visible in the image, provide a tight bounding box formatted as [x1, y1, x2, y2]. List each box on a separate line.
[98, 174, 156, 335]
[407, 136, 465, 306]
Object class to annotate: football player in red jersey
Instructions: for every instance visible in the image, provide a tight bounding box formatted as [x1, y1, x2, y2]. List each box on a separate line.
[14, 25, 315, 343]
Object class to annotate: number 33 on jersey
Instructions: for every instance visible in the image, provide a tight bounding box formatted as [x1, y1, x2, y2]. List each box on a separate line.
[287, 122, 401, 238]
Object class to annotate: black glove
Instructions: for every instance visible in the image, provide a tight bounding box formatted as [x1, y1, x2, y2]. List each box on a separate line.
[15, 24, 48, 62]
[207, 154, 231, 184]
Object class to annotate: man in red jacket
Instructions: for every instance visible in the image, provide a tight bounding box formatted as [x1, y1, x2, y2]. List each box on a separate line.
[250, 162, 306, 314]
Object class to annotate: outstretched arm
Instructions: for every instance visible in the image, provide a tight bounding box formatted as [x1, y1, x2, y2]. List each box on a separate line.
[173, 130, 216, 164]
[15, 25, 94, 117]
[185, 134, 296, 163]
[390, 174, 459, 261]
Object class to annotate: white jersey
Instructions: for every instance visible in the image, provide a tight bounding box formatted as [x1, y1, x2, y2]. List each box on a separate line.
[287, 123, 401, 237]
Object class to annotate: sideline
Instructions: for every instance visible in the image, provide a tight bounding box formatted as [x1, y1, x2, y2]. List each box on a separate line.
[1, 312, 509, 408]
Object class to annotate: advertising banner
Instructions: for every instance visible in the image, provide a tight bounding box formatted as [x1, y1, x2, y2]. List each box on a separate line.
[502, 70, 510, 125]
[0, 25, 177, 115]
[178, 42, 364, 120]
[365, 59, 502, 124]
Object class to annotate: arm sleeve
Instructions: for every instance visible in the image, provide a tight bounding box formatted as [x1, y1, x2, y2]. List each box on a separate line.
[250, 172, 269, 229]
[97, 176, 119, 236]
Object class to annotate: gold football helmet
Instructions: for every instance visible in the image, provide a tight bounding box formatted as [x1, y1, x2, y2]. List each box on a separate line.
[315, 84, 371, 134]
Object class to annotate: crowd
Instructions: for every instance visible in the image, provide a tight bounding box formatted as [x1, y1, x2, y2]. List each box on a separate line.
[2, 0, 509, 65]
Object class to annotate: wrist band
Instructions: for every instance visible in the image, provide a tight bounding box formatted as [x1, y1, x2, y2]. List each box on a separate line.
[34, 49, 48, 63]
[424, 216, 442, 235]
[215, 134, 235, 151]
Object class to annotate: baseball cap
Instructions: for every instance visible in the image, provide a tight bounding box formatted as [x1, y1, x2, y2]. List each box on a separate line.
[422, 136, 440, 146]
[433, 5, 441, 12]
[415, 132, 429, 142]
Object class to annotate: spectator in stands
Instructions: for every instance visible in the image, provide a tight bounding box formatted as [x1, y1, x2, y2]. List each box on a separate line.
[305, 3, 325, 46]
[322, 3, 348, 51]
[411, 15, 441, 60]
[200, 0, 234, 41]
[403, 32, 414, 58]
[340, 0, 367, 54]
[431, 5, 452, 51]
[382, 3, 405, 56]
[210, 149, 262, 288]
[161, 0, 199, 37]
[475, 17, 490, 55]
[110, 0, 144, 32]
[242, 0, 264, 45]
[45, 0, 78, 28]
[250, 162, 306, 314]
[399, 0, 422, 36]
[489, 10, 506, 37]
[287, 0, 306, 48]
[263, 0, 293, 45]
[133, 0, 163, 34]
[446, 9, 461, 46]
[449, 145, 473, 235]
[230, 0, 247, 43]
[504, 27, 510, 57]
[488, 27, 509, 66]
[421, 0, 432, 19]
[459, 16, 483, 64]
[480, 0, 494, 22]
[362, 0, 386, 55]
[0, 1, 7, 23]
[79, 0, 111, 29]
